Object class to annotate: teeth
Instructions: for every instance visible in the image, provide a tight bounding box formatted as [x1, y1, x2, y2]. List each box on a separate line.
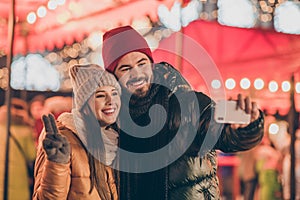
[103, 108, 115, 114]
[131, 80, 144, 86]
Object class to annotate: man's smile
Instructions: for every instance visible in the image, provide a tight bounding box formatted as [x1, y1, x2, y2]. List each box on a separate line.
[127, 78, 148, 90]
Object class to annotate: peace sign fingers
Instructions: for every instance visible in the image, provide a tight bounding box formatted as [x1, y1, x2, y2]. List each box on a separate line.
[42, 114, 58, 135]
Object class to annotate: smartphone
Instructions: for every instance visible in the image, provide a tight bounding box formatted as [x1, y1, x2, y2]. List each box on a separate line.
[214, 100, 251, 124]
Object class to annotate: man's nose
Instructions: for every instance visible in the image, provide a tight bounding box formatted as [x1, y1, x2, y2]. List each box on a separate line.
[129, 66, 142, 78]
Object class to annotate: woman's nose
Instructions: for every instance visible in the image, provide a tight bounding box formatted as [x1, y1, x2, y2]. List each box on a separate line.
[106, 95, 112, 104]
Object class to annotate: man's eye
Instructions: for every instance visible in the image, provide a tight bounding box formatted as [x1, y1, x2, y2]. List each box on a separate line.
[120, 67, 130, 72]
[138, 62, 146, 67]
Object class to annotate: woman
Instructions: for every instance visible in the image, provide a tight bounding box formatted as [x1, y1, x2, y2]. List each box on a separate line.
[33, 64, 121, 200]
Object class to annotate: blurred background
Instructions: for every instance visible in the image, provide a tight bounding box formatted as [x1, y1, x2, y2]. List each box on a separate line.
[1, 0, 300, 199]
[1, 0, 300, 116]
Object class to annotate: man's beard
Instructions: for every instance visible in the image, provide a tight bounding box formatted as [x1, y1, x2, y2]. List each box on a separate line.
[131, 85, 150, 98]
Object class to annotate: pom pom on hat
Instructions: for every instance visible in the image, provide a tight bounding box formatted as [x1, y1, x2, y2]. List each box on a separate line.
[69, 64, 121, 111]
[102, 25, 153, 73]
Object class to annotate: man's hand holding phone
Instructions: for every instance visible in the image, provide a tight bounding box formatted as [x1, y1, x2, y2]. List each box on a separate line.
[214, 94, 260, 129]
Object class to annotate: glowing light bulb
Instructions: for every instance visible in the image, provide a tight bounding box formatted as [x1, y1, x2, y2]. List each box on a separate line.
[37, 6, 47, 18]
[240, 78, 251, 89]
[48, 0, 57, 10]
[296, 82, 300, 93]
[268, 81, 278, 92]
[269, 123, 279, 134]
[254, 78, 264, 90]
[281, 81, 291, 92]
[211, 79, 221, 89]
[225, 78, 236, 90]
[27, 12, 37, 24]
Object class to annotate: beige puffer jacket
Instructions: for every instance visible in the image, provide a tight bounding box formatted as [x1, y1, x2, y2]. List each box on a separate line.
[33, 112, 118, 200]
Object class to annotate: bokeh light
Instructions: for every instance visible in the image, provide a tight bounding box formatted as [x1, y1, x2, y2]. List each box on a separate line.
[281, 81, 291, 92]
[268, 81, 278, 92]
[211, 79, 221, 89]
[254, 78, 264, 90]
[240, 78, 251, 89]
[225, 78, 236, 90]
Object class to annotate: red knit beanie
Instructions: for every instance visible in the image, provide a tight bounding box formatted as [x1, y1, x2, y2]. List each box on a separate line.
[102, 26, 153, 73]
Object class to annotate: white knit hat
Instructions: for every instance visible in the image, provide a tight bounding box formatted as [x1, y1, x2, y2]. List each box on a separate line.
[69, 64, 121, 111]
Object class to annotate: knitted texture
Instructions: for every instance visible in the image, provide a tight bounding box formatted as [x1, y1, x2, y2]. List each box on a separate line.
[102, 25, 153, 73]
[69, 64, 121, 111]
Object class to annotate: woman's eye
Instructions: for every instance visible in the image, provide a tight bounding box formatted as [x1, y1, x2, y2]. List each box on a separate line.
[96, 94, 105, 98]
[112, 92, 119, 96]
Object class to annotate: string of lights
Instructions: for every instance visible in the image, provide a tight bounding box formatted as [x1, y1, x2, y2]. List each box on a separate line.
[0, 0, 299, 93]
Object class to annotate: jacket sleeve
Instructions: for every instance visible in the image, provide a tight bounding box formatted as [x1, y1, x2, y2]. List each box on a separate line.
[33, 131, 71, 200]
[194, 92, 264, 154]
[215, 110, 264, 152]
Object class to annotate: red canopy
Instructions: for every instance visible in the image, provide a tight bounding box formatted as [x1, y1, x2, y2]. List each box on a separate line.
[153, 20, 300, 115]
[0, 0, 175, 55]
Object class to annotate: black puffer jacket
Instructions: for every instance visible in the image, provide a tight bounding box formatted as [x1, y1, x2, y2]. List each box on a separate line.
[167, 90, 264, 200]
[118, 62, 264, 200]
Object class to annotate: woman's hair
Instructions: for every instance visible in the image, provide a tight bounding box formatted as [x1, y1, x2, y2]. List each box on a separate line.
[80, 100, 110, 199]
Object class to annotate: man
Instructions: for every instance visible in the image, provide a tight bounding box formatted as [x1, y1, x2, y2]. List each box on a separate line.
[102, 25, 264, 200]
